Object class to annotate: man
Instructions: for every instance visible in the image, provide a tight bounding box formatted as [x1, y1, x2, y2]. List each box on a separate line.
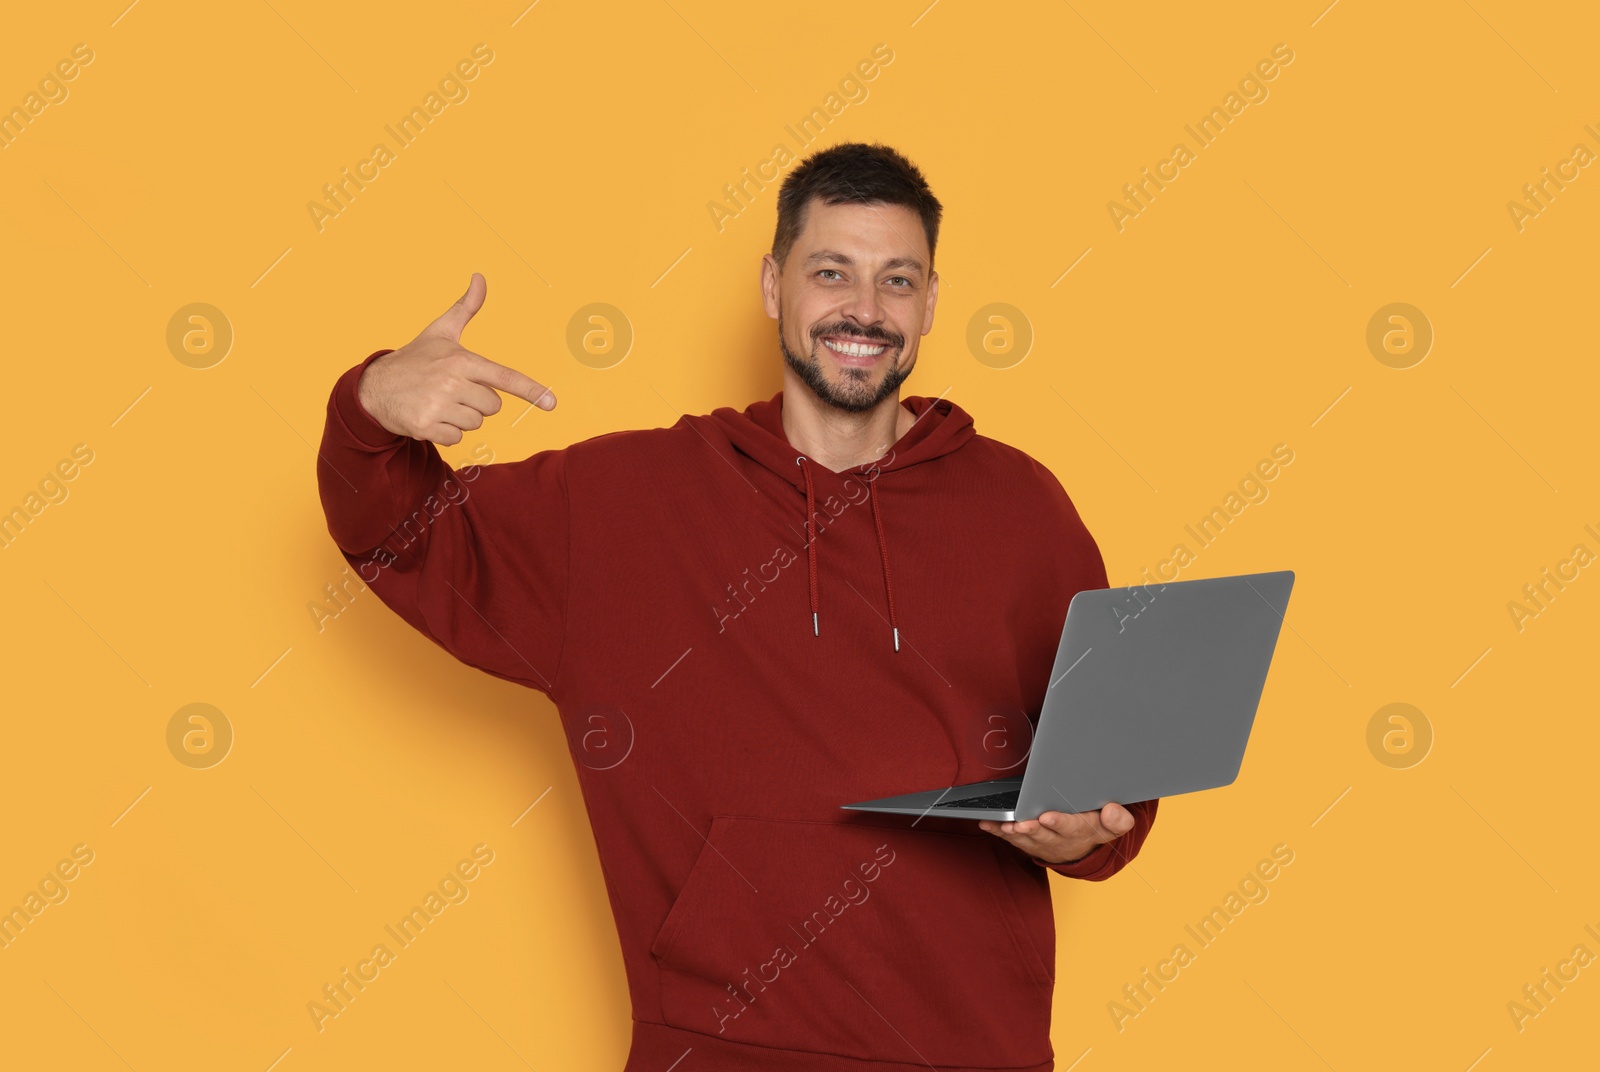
[317, 142, 1156, 1071]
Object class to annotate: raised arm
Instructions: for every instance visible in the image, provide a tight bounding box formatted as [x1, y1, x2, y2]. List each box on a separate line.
[316, 274, 571, 696]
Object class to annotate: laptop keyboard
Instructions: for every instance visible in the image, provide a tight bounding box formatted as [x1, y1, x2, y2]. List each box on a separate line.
[932, 789, 1020, 810]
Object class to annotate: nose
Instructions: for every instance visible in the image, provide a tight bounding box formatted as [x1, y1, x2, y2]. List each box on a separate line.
[838, 277, 885, 331]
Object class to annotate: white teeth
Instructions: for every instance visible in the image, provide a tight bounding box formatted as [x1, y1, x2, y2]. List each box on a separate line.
[823, 338, 887, 357]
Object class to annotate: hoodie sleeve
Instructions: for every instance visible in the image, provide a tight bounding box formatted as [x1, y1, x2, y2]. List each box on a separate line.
[1022, 455, 1160, 880]
[315, 349, 569, 696]
[1030, 797, 1158, 880]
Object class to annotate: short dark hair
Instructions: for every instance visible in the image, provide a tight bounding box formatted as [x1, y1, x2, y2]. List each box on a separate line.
[772, 142, 943, 273]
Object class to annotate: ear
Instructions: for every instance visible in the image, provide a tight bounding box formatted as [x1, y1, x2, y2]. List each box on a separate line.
[760, 253, 781, 320]
[921, 270, 939, 335]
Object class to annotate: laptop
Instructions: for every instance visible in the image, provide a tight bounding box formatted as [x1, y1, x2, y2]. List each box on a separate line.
[840, 570, 1294, 821]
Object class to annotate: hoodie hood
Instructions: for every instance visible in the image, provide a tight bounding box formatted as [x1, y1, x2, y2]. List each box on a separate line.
[703, 390, 977, 652]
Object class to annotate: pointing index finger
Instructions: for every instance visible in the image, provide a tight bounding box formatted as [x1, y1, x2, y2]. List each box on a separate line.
[462, 351, 556, 411]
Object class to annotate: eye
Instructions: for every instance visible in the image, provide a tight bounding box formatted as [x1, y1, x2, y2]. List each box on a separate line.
[817, 268, 843, 280]
[887, 276, 912, 287]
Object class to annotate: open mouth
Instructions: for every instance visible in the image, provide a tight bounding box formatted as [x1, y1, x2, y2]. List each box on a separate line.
[820, 335, 890, 362]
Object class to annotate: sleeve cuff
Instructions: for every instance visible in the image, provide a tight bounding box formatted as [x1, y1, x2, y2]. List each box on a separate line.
[1032, 841, 1116, 879]
[330, 349, 403, 450]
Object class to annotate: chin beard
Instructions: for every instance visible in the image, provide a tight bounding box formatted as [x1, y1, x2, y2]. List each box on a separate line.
[779, 317, 911, 414]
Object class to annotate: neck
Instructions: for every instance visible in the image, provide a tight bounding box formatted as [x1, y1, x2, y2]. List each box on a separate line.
[780, 369, 915, 473]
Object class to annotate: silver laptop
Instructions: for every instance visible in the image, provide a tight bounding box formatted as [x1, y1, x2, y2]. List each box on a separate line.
[840, 570, 1294, 821]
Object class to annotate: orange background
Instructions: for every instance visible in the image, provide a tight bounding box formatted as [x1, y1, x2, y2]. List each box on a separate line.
[1, 1, 1595, 1068]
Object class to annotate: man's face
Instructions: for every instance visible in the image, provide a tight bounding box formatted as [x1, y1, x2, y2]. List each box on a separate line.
[761, 198, 939, 414]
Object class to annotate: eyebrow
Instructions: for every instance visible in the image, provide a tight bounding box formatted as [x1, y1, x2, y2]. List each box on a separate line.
[802, 249, 926, 277]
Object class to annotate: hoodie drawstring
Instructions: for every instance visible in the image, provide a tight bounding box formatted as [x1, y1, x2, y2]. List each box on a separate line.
[795, 455, 901, 652]
[797, 456, 821, 638]
[869, 482, 902, 652]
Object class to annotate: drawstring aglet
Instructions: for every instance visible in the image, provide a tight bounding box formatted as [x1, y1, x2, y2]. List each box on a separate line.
[892, 627, 900, 652]
[813, 612, 819, 637]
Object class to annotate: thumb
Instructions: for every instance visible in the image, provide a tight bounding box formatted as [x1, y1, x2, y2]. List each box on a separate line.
[1101, 802, 1135, 836]
[432, 272, 487, 340]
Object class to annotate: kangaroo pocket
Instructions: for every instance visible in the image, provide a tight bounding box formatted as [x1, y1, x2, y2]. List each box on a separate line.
[649, 814, 1055, 1065]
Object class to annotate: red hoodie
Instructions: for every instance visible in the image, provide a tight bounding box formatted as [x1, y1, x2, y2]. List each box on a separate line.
[317, 349, 1158, 1071]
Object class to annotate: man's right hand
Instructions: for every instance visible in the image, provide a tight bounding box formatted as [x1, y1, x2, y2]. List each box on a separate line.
[357, 272, 556, 446]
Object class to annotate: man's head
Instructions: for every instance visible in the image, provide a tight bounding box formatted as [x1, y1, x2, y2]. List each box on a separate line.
[761, 143, 942, 414]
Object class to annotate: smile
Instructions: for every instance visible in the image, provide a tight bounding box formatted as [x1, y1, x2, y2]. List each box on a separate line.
[821, 337, 889, 358]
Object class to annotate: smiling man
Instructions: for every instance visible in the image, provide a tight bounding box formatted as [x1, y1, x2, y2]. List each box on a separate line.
[317, 141, 1156, 1071]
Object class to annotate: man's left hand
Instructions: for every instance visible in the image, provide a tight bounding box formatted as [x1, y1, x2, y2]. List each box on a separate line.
[978, 802, 1136, 865]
